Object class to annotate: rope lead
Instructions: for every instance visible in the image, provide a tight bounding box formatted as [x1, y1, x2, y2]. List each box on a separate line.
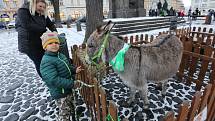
[74, 80, 95, 91]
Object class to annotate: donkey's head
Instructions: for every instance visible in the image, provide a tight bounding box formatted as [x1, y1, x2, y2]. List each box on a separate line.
[86, 21, 115, 64]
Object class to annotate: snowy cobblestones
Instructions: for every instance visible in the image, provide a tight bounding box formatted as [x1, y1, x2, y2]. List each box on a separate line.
[0, 30, 90, 121]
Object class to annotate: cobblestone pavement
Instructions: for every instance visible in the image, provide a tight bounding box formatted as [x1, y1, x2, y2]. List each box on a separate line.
[0, 29, 90, 121]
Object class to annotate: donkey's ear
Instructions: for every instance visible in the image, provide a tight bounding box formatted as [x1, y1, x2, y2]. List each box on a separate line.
[106, 20, 112, 26]
[96, 25, 103, 34]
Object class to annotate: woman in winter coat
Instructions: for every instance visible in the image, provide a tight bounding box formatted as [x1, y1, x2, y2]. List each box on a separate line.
[16, 0, 57, 77]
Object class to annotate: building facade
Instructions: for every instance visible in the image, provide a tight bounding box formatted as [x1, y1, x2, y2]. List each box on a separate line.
[0, 0, 109, 22]
[46, 0, 109, 21]
[191, 0, 215, 15]
[0, 0, 24, 21]
[0, 0, 188, 22]
[144, 0, 185, 15]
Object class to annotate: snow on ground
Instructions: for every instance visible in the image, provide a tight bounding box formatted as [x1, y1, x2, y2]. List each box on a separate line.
[0, 17, 214, 121]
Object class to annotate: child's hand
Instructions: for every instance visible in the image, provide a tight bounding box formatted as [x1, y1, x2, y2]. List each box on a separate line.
[74, 81, 79, 88]
[76, 66, 84, 73]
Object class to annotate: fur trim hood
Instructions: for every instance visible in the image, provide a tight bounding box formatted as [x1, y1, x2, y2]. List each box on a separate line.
[21, 0, 48, 18]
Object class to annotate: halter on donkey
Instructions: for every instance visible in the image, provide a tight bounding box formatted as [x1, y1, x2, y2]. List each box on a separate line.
[88, 21, 130, 73]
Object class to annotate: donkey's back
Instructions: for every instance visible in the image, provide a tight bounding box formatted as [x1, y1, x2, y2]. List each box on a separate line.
[119, 34, 183, 88]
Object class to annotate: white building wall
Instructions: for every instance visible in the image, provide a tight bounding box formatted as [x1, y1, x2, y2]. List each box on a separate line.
[191, 0, 215, 15]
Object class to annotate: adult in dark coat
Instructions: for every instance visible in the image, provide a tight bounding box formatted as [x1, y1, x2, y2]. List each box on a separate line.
[16, 0, 57, 77]
[157, 0, 162, 10]
[169, 7, 174, 16]
[157, 0, 162, 16]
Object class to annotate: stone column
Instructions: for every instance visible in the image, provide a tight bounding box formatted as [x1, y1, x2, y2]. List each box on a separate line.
[137, 0, 146, 17]
[109, 0, 146, 18]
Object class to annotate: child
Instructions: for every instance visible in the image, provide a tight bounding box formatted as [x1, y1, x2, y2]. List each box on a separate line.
[40, 32, 82, 121]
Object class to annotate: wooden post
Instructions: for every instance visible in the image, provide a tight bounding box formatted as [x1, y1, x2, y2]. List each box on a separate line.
[163, 111, 175, 121]
[130, 36, 134, 44]
[109, 100, 118, 121]
[100, 88, 107, 121]
[187, 91, 202, 121]
[93, 78, 100, 121]
[176, 101, 189, 121]
[124, 36, 128, 43]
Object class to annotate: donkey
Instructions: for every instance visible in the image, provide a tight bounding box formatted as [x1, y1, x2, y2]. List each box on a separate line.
[86, 23, 183, 108]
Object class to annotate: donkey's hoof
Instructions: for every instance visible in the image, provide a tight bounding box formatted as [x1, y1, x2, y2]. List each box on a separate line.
[118, 99, 130, 107]
[155, 85, 162, 90]
[143, 104, 149, 109]
[161, 91, 166, 96]
[162, 93, 166, 97]
[129, 101, 136, 107]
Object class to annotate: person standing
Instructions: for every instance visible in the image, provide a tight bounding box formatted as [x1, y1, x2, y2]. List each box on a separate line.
[213, 10, 215, 21]
[16, 0, 57, 77]
[157, 0, 162, 16]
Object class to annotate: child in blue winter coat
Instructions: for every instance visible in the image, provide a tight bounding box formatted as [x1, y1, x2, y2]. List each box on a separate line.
[40, 32, 82, 121]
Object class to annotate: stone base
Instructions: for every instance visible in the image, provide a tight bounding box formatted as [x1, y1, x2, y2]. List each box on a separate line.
[109, 8, 146, 18]
[137, 8, 146, 17]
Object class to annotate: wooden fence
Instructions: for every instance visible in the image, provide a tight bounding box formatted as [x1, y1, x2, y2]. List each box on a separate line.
[123, 26, 214, 45]
[177, 40, 215, 90]
[188, 27, 215, 47]
[71, 27, 215, 121]
[164, 80, 215, 121]
[72, 45, 119, 121]
[122, 27, 191, 44]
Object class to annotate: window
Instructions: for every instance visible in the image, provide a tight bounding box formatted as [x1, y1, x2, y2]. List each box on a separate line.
[201, 3, 207, 7]
[13, 1, 17, 8]
[59, 0, 63, 6]
[79, 0, 85, 6]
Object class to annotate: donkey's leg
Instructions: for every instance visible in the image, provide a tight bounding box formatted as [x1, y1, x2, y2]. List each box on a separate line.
[139, 83, 149, 109]
[128, 87, 136, 104]
[161, 79, 168, 96]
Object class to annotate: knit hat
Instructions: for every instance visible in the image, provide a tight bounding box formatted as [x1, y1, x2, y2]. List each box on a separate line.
[41, 32, 60, 49]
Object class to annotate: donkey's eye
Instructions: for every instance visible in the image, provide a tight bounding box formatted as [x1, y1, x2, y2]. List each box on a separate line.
[88, 43, 94, 48]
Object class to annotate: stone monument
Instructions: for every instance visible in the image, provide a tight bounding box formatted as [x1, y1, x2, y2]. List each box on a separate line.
[109, 0, 146, 18]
